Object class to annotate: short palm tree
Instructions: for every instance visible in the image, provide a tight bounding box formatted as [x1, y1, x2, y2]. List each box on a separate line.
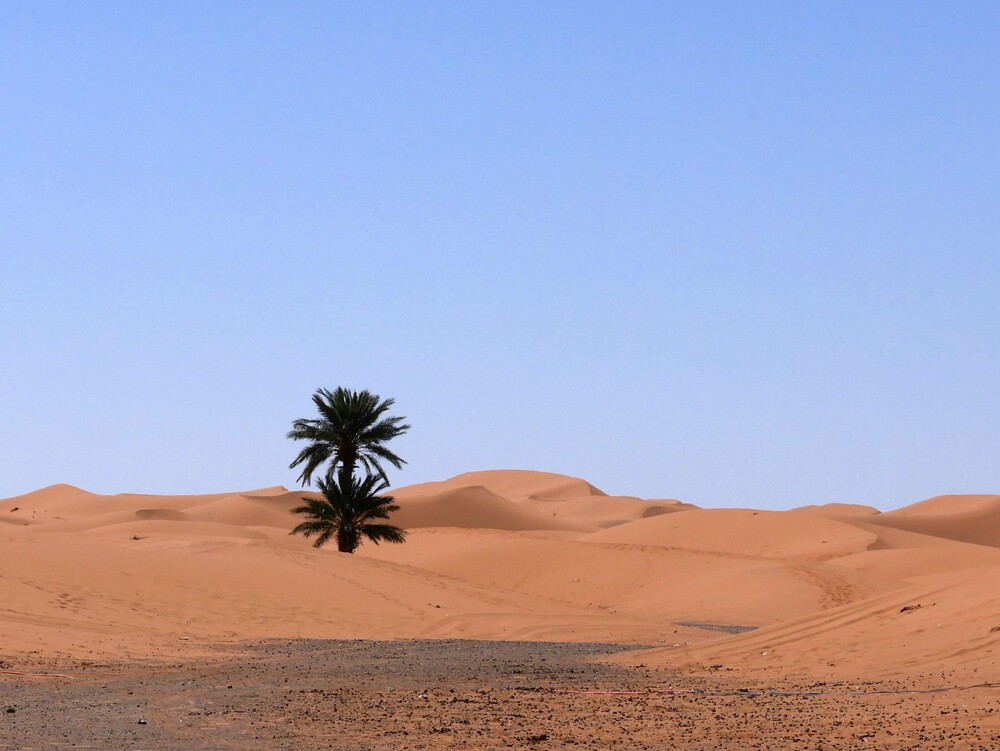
[290, 473, 407, 553]
[287, 387, 410, 487]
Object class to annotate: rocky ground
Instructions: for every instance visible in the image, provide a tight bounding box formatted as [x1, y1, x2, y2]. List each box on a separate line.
[3, 639, 999, 750]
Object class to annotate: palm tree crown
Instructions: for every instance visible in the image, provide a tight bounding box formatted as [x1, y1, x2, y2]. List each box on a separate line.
[290, 473, 407, 553]
[287, 387, 410, 487]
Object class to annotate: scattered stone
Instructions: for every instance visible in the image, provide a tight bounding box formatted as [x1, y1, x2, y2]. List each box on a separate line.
[899, 604, 922, 614]
[137, 718, 147, 725]
[5, 707, 15, 714]
[3, 639, 998, 747]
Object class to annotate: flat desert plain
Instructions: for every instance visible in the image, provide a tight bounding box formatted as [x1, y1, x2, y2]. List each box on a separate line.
[2, 470, 999, 749]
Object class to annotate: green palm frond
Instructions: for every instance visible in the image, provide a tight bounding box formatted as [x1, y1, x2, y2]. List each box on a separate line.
[290, 519, 329, 537]
[312, 526, 337, 549]
[289, 471, 406, 553]
[360, 524, 407, 546]
[287, 387, 410, 486]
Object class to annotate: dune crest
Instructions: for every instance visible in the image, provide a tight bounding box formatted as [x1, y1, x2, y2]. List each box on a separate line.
[395, 469, 607, 502]
[392, 485, 590, 532]
[859, 494, 1000, 549]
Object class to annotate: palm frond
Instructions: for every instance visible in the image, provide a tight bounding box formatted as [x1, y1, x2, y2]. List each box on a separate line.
[291, 497, 332, 516]
[287, 386, 409, 488]
[312, 526, 337, 549]
[354, 497, 399, 523]
[360, 523, 407, 546]
[367, 444, 407, 470]
[288, 442, 333, 485]
[290, 519, 330, 537]
[289, 470, 405, 552]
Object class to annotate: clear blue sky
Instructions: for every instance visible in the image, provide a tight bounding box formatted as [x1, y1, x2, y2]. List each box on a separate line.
[2, 2, 998, 510]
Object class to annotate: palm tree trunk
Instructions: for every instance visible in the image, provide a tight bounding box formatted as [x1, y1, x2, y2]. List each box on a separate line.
[336, 451, 358, 553]
[337, 527, 356, 553]
[339, 463, 354, 488]
[338, 452, 356, 490]
[338, 457, 356, 532]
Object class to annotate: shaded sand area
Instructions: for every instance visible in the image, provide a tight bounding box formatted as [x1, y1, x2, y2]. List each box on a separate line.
[3, 470, 1000, 748]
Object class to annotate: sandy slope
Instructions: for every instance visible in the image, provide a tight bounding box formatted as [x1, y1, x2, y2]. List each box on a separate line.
[2, 470, 998, 682]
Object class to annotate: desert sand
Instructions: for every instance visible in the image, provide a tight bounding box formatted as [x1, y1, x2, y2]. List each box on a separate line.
[3, 470, 999, 748]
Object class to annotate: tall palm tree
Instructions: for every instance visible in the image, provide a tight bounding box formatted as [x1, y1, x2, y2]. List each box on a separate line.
[287, 387, 410, 487]
[290, 473, 407, 553]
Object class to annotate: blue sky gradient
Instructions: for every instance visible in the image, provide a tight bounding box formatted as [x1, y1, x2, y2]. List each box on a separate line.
[2, 2, 998, 509]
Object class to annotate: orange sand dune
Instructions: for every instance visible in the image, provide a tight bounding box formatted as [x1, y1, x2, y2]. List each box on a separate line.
[392, 470, 691, 531]
[518, 494, 691, 529]
[0, 523, 644, 658]
[626, 565, 1000, 681]
[391, 485, 590, 532]
[790, 502, 882, 518]
[585, 508, 878, 559]
[394, 469, 607, 503]
[359, 527, 868, 627]
[186, 492, 305, 528]
[2, 484, 273, 524]
[865, 494, 1000, 548]
[1, 473, 998, 682]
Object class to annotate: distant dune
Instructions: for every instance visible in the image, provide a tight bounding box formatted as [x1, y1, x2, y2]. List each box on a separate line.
[391, 484, 589, 532]
[2, 471, 998, 681]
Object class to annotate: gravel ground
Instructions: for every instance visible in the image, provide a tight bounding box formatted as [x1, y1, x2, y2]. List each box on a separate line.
[3, 639, 999, 750]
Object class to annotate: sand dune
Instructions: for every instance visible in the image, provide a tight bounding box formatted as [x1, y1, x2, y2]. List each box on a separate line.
[391, 485, 589, 532]
[391, 470, 688, 531]
[790, 502, 882, 518]
[359, 527, 865, 627]
[1, 471, 998, 683]
[865, 494, 1000, 549]
[393, 469, 607, 504]
[586, 508, 878, 559]
[186, 492, 305, 528]
[519, 494, 690, 529]
[625, 565, 1000, 681]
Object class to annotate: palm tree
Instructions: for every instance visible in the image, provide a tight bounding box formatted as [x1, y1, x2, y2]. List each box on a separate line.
[290, 473, 407, 553]
[287, 387, 410, 487]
